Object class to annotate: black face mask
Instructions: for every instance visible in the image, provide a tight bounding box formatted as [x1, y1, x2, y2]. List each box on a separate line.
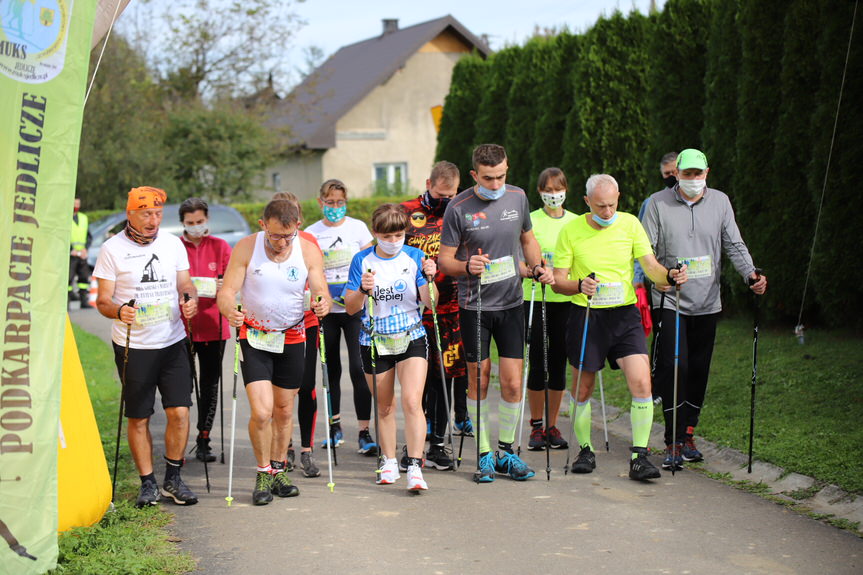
[421, 190, 450, 213]
[663, 175, 678, 189]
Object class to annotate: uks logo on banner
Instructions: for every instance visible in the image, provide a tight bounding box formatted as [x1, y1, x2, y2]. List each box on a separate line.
[0, 0, 72, 84]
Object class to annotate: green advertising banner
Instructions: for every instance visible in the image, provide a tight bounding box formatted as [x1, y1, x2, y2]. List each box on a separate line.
[0, 1, 97, 573]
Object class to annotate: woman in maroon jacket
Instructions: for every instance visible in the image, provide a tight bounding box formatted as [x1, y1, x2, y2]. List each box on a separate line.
[179, 198, 232, 462]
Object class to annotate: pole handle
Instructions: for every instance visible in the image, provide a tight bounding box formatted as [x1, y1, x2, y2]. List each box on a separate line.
[585, 272, 596, 301]
[748, 267, 763, 287]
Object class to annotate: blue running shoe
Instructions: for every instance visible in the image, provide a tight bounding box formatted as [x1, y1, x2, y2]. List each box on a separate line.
[358, 428, 378, 456]
[682, 437, 703, 462]
[662, 443, 683, 470]
[494, 450, 535, 481]
[321, 423, 344, 449]
[455, 417, 474, 437]
[474, 452, 495, 483]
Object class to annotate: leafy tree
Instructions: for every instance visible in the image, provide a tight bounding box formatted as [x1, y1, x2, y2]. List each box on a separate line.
[504, 37, 556, 199]
[163, 103, 277, 202]
[564, 12, 652, 213]
[806, 1, 863, 329]
[77, 34, 172, 209]
[121, 0, 304, 100]
[646, 0, 710, 177]
[530, 32, 580, 205]
[435, 53, 489, 185]
[700, 0, 740, 194]
[473, 46, 523, 149]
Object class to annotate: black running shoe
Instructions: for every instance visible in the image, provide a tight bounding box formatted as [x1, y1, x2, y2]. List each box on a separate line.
[528, 427, 546, 451]
[136, 480, 160, 508]
[271, 471, 299, 497]
[195, 436, 216, 463]
[629, 447, 661, 481]
[570, 445, 596, 474]
[161, 475, 198, 505]
[253, 471, 274, 505]
[425, 444, 453, 470]
[547, 426, 568, 449]
[682, 437, 703, 462]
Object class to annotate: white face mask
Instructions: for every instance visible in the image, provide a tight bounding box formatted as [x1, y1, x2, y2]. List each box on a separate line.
[540, 191, 566, 209]
[184, 223, 208, 238]
[377, 238, 404, 255]
[678, 178, 706, 198]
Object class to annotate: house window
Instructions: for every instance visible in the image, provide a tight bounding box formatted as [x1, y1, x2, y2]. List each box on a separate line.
[373, 162, 408, 196]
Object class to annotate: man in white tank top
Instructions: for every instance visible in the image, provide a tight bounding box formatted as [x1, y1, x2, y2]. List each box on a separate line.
[219, 199, 331, 505]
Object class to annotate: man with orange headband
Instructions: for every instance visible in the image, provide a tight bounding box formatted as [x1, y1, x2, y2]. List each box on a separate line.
[93, 186, 200, 508]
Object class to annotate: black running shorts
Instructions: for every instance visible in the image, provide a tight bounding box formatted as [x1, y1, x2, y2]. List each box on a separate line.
[239, 339, 305, 389]
[113, 339, 193, 419]
[566, 304, 647, 372]
[459, 304, 525, 363]
[361, 335, 428, 374]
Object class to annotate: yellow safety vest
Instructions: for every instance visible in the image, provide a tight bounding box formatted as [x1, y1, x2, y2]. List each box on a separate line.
[71, 212, 89, 251]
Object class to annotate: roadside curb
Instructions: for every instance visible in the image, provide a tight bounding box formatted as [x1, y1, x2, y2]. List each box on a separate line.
[591, 400, 862, 531]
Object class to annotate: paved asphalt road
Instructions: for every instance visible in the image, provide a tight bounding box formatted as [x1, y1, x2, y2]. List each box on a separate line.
[71, 308, 862, 574]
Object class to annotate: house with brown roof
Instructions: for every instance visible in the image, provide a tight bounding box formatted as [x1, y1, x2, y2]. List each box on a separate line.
[261, 15, 490, 200]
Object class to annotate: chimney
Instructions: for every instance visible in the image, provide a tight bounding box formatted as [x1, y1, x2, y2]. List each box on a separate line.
[382, 19, 399, 35]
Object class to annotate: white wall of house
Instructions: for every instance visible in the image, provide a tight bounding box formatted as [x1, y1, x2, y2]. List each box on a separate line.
[323, 46, 464, 198]
[260, 149, 324, 201]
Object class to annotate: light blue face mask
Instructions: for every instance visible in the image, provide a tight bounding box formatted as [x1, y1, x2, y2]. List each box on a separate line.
[592, 212, 618, 227]
[323, 204, 347, 223]
[475, 184, 506, 201]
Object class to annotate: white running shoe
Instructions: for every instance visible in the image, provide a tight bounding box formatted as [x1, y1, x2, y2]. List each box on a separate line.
[376, 458, 400, 485]
[406, 464, 428, 491]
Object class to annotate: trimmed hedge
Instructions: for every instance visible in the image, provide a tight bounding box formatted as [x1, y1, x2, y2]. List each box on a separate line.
[233, 195, 416, 231]
[435, 0, 863, 329]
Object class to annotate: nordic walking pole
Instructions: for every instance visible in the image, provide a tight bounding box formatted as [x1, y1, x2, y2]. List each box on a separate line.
[670, 264, 683, 477]
[565, 273, 595, 475]
[651, 292, 667, 405]
[366, 270, 384, 479]
[598, 370, 609, 452]
[747, 268, 763, 473]
[217, 274, 226, 464]
[184, 293, 210, 493]
[541, 282, 551, 480]
[516, 279, 537, 456]
[316, 296, 336, 491]
[111, 298, 135, 501]
[226, 304, 241, 507]
[428, 267, 458, 471]
[473, 250, 484, 483]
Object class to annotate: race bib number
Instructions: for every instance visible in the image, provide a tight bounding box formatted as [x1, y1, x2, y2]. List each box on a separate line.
[135, 302, 172, 327]
[480, 256, 516, 285]
[303, 289, 312, 311]
[542, 251, 554, 269]
[678, 255, 712, 280]
[246, 327, 285, 354]
[191, 276, 217, 298]
[322, 248, 352, 271]
[374, 331, 412, 356]
[592, 282, 626, 307]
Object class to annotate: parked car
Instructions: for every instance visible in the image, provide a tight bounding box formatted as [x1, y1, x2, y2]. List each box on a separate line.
[87, 203, 251, 268]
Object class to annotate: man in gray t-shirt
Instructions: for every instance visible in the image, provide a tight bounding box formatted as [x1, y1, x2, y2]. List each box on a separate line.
[439, 144, 553, 484]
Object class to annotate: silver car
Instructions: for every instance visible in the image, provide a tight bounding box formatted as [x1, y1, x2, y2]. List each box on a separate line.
[87, 203, 251, 268]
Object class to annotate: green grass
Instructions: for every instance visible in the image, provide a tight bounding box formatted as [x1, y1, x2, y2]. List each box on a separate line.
[50, 326, 195, 575]
[595, 317, 863, 494]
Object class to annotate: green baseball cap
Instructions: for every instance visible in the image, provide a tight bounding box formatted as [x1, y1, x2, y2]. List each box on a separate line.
[676, 148, 709, 170]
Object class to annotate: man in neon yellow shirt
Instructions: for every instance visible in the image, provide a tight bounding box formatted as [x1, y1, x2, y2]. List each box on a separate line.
[553, 174, 687, 481]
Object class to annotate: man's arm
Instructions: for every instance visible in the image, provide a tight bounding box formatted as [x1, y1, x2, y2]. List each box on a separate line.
[520, 230, 554, 285]
[217, 235, 252, 327]
[302, 236, 332, 318]
[96, 278, 136, 324]
[638, 254, 687, 288]
[176, 270, 197, 319]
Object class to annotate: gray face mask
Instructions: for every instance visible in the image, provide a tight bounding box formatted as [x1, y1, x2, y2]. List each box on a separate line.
[184, 223, 208, 238]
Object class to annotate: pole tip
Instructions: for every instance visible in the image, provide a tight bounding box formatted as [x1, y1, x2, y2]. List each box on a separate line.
[225, 496, 233, 506]
[328, 482, 335, 492]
